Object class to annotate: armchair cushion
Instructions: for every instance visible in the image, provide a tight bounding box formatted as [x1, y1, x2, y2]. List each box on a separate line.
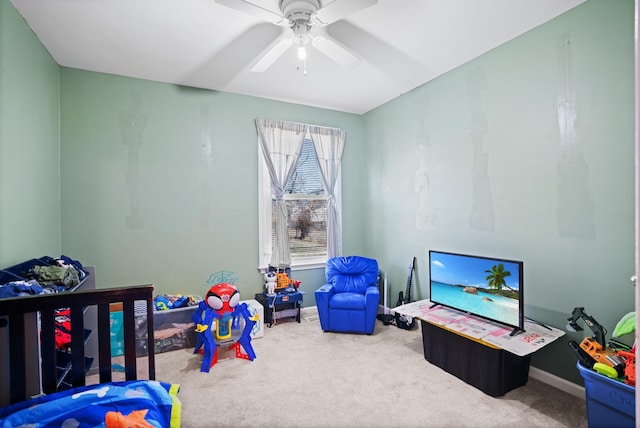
[326, 256, 379, 294]
[330, 292, 365, 310]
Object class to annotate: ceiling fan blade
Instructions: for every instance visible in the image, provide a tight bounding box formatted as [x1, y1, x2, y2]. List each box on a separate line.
[186, 23, 283, 87]
[311, 34, 360, 69]
[250, 37, 293, 72]
[327, 20, 427, 86]
[215, 0, 286, 25]
[311, 0, 378, 26]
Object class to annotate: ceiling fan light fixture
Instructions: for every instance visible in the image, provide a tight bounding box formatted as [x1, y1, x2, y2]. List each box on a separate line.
[292, 19, 311, 46]
[218, 0, 375, 72]
[297, 46, 307, 60]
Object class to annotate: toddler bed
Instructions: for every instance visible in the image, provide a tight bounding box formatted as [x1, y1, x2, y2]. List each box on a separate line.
[0, 284, 181, 427]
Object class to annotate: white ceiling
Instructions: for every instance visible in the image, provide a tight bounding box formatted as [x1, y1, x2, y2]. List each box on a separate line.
[10, 0, 585, 114]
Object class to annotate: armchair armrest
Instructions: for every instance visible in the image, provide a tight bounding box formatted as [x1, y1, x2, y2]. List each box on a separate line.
[316, 283, 335, 294]
[364, 285, 380, 334]
[315, 283, 335, 331]
[315, 283, 335, 306]
[364, 285, 380, 307]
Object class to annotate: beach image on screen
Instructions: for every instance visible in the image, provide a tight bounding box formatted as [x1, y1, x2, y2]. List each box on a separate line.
[429, 251, 522, 328]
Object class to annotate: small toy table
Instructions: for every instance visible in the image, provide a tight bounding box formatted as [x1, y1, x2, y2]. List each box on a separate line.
[255, 291, 304, 327]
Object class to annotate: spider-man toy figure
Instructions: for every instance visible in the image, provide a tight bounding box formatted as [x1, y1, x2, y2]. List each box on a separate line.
[192, 282, 258, 373]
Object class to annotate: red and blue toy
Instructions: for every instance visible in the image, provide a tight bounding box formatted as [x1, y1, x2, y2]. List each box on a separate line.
[192, 271, 258, 373]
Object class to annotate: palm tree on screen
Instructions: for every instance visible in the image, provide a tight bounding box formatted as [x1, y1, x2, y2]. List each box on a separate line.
[485, 264, 516, 292]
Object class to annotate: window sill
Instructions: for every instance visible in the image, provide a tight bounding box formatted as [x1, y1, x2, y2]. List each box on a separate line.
[291, 259, 326, 271]
[258, 257, 326, 274]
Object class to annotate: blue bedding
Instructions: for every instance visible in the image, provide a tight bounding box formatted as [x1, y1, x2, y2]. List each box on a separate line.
[0, 380, 181, 428]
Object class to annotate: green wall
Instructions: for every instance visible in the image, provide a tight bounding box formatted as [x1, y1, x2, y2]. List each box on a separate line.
[0, 0, 60, 266]
[59, 71, 363, 303]
[362, 0, 635, 383]
[0, 0, 636, 386]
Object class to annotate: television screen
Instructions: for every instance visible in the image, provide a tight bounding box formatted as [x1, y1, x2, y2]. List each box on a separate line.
[429, 250, 524, 332]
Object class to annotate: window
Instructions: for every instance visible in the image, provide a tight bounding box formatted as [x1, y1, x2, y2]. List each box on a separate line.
[258, 136, 342, 271]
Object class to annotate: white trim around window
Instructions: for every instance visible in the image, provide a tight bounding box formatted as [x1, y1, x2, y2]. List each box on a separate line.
[257, 139, 341, 273]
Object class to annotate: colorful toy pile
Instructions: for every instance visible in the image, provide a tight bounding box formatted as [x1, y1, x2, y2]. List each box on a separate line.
[263, 267, 301, 294]
[153, 294, 199, 311]
[567, 307, 636, 386]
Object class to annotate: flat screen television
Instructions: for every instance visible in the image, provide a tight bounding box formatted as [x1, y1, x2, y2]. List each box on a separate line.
[428, 250, 524, 334]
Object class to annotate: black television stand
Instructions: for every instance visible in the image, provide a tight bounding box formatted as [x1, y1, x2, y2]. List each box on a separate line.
[509, 327, 525, 336]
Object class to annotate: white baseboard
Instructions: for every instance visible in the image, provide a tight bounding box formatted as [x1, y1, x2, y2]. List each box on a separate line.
[529, 366, 585, 400]
[304, 305, 396, 316]
[301, 305, 319, 322]
[301, 306, 317, 316]
[378, 304, 395, 315]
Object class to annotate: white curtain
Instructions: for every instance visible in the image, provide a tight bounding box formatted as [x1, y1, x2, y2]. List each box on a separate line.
[307, 125, 345, 259]
[256, 118, 306, 268]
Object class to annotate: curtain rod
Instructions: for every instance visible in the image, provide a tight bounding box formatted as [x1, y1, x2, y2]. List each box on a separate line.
[256, 117, 343, 133]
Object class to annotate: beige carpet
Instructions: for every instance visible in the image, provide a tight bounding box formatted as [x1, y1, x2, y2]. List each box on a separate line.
[135, 308, 587, 428]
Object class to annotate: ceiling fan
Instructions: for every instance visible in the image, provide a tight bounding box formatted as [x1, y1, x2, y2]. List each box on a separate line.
[215, 0, 378, 72]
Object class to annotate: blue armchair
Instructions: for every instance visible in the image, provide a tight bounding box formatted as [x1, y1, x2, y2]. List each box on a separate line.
[315, 256, 380, 334]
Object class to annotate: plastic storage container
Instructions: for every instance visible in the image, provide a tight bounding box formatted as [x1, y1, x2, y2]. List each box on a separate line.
[0, 270, 23, 285]
[577, 361, 635, 427]
[134, 305, 200, 356]
[4, 258, 49, 278]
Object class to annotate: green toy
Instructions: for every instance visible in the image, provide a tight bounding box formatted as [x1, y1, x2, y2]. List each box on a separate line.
[613, 312, 636, 338]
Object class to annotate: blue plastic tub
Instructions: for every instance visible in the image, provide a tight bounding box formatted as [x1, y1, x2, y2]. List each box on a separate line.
[4, 258, 48, 278]
[0, 270, 23, 285]
[577, 361, 635, 427]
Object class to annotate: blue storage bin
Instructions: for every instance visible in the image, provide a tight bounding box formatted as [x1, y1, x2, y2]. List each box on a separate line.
[38, 256, 56, 265]
[577, 361, 635, 427]
[5, 258, 48, 278]
[0, 270, 23, 285]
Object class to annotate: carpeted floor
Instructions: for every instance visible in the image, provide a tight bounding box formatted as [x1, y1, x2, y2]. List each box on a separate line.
[142, 308, 588, 428]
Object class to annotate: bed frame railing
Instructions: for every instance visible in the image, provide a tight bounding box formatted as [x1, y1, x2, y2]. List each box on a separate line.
[0, 285, 155, 405]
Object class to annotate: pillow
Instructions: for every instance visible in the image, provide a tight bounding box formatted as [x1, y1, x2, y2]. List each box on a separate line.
[0, 380, 181, 428]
